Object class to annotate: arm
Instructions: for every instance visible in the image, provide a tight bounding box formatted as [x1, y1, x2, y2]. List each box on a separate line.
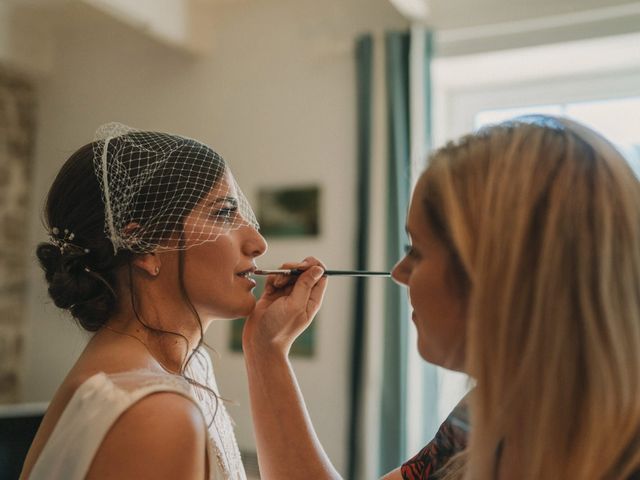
[243, 258, 341, 480]
[244, 344, 341, 479]
[86, 392, 206, 479]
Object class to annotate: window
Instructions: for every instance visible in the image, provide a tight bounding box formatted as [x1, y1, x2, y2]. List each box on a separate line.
[475, 96, 640, 173]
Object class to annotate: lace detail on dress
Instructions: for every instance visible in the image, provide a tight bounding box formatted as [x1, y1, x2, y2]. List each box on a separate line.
[184, 349, 246, 480]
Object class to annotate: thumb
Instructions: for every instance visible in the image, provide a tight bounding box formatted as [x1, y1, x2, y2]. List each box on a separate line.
[289, 266, 324, 308]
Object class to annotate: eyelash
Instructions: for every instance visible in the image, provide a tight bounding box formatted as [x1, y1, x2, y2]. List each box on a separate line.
[214, 206, 238, 222]
[404, 244, 418, 257]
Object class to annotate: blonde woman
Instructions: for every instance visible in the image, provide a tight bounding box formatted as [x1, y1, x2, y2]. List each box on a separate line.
[243, 115, 640, 479]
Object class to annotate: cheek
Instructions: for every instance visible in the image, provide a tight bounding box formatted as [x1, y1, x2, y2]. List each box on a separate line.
[407, 266, 434, 314]
[408, 264, 464, 328]
[183, 246, 231, 288]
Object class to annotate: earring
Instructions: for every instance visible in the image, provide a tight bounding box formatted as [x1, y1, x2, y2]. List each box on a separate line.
[154, 266, 160, 276]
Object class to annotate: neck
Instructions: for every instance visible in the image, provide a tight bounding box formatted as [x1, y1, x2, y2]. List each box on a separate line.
[105, 319, 197, 374]
[104, 296, 207, 374]
[103, 264, 214, 373]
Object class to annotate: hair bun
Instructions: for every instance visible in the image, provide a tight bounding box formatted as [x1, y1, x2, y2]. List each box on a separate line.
[36, 243, 63, 283]
[36, 242, 115, 331]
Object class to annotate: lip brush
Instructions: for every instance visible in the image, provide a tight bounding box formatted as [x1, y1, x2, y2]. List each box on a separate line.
[253, 269, 390, 277]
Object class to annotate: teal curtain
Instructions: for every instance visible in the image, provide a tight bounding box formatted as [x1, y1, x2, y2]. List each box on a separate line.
[379, 31, 411, 476]
[349, 29, 435, 479]
[348, 34, 373, 480]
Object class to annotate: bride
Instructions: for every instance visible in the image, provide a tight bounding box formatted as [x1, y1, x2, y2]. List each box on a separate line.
[20, 125, 327, 479]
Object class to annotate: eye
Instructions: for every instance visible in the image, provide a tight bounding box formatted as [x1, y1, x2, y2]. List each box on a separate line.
[404, 244, 418, 258]
[213, 205, 238, 224]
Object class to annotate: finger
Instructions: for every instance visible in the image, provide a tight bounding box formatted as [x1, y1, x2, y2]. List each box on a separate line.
[264, 274, 282, 291]
[262, 278, 278, 295]
[301, 256, 327, 270]
[263, 276, 295, 297]
[263, 269, 295, 292]
[278, 257, 314, 271]
[291, 257, 326, 276]
[274, 274, 297, 289]
[273, 257, 325, 288]
[306, 276, 328, 317]
[272, 259, 312, 288]
[289, 265, 324, 309]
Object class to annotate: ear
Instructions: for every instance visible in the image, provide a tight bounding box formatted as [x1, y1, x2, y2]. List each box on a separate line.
[131, 253, 161, 277]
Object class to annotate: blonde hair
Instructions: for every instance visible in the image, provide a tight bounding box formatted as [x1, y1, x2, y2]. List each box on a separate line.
[421, 116, 640, 480]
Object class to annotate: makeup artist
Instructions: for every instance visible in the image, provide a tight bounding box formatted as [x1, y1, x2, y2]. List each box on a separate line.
[243, 115, 640, 480]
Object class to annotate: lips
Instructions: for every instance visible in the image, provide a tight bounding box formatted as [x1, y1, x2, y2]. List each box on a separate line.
[236, 266, 256, 278]
[237, 266, 257, 289]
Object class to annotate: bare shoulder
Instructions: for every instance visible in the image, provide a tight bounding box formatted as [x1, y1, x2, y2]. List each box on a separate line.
[86, 392, 207, 479]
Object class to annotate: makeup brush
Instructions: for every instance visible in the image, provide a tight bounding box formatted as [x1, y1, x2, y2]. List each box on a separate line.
[253, 269, 390, 277]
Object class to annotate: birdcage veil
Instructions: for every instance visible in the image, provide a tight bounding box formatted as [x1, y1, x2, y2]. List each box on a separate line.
[92, 122, 258, 254]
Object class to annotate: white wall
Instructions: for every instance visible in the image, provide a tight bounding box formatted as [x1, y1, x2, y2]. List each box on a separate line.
[0, 3, 54, 76]
[20, 0, 407, 474]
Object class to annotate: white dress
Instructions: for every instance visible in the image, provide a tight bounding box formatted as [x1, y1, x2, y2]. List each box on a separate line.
[29, 348, 247, 480]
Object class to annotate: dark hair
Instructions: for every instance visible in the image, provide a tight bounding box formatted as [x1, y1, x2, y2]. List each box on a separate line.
[37, 142, 129, 330]
[37, 132, 225, 331]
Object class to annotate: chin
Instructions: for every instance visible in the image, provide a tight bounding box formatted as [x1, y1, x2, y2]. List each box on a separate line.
[232, 297, 258, 318]
[417, 339, 446, 368]
[419, 343, 465, 372]
[201, 297, 257, 320]
[416, 343, 434, 364]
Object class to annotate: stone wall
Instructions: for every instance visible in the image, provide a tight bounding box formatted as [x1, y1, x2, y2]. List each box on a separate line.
[0, 68, 36, 403]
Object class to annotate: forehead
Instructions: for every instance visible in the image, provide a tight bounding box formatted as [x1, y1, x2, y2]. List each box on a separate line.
[202, 169, 238, 201]
[407, 176, 429, 237]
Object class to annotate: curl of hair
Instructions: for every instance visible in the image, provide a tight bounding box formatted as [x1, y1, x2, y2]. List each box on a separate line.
[36, 242, 119, 331]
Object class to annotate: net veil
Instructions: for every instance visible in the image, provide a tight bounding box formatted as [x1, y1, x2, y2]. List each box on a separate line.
[92, 122, 258, 254]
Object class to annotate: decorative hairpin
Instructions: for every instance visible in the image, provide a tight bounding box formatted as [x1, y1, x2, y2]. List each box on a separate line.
[49, 227, 90, 255]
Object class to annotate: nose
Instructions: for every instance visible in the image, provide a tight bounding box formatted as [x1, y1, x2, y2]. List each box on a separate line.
[242, 225, 268, 258]
[391, 255, 410, 286]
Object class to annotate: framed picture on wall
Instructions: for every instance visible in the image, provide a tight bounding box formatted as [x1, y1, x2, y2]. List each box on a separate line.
[256, 185, 320, 238]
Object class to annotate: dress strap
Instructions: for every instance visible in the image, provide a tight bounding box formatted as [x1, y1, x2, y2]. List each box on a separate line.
[29, 371, 206, 480]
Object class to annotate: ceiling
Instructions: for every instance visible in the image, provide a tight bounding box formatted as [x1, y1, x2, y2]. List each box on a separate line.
[4, 0, 640, 67]
[425, 0, 640, 29]
[10, 0, 640, 29]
